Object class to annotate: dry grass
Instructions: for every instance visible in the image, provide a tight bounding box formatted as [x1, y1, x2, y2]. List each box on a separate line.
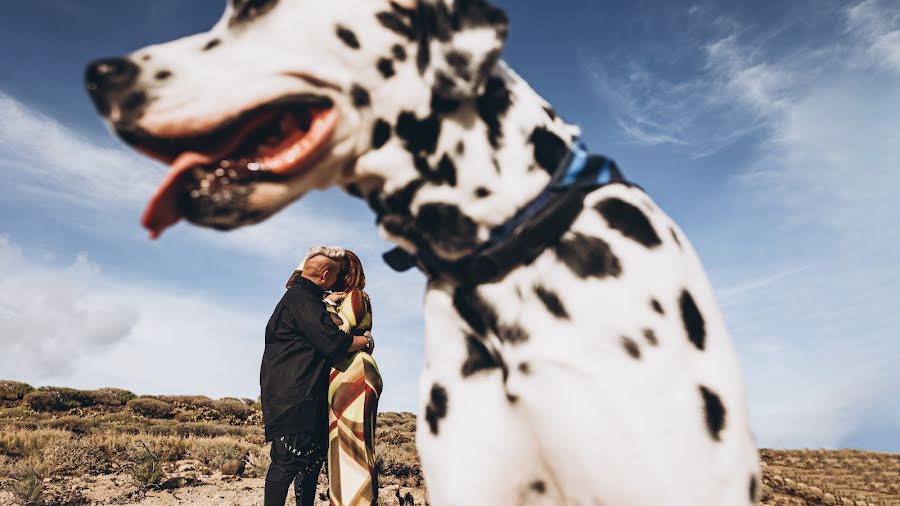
[1, 381, 897, 506]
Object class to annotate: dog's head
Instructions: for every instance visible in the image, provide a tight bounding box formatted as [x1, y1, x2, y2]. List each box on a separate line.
[85, 0, 508, 238]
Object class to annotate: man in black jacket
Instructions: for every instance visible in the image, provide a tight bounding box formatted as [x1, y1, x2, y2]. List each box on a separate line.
[261, 247, 374, 506]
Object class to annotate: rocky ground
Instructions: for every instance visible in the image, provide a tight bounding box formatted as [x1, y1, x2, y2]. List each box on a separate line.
[1, 381, 897, 505]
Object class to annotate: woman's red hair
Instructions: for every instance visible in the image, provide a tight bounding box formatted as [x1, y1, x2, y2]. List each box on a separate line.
[335, 250, 366, 292]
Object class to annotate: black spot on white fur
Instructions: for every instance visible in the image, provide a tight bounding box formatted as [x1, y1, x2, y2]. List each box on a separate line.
[391, 44, 407, 61]
[595, 198, 662, 248]
[680, 289, 706, 351]
[621, 336, 641, 359]
[416, 203, 478, 253]
[376, 11, 415, 40]
[350, 84, 370, 107]
[477, 76, 511, 148]
[534, 286, 569, 319]
[202, 39, 220, 51]
[425, 383, 448, 435]
[700, 385, 726, 442]
[461, 333, 507, 378]
[372, 119, 391, 148]
[430, 93, 460, 115]
[555, 233, 622, 278]
[529, 126, 568, 174]
[671, 227, 683, 249]
[453, 286, 497, 337]
[396, 111, 441, 156]
[335, 25, 360, 49]
[155, 70, 172, 81]
[651, 298, 665, 315]
[749, 474, 759, 503]
[642, 328, 658, 346]
[435, 154, 458, 186]
[453, 286, 529, 344]
[229, 0, 280, 26]
[377, 58, 395, 78]
[446, 50, 472, 81]
[531, 480, 546, 494]
[475, 187, 491, 198]
[499, 324, 529, 344]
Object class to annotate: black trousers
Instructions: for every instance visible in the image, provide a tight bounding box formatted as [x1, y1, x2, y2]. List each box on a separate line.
[264, 432, 326, 506]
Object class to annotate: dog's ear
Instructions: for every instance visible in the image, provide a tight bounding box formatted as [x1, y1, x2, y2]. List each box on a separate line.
[410, 0, 509, 99]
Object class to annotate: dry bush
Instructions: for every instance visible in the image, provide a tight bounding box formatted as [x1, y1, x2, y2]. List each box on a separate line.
[187, 438, 253, 471]
[0, 428, 72, 460]
[22, 386, 118, 412]
[124, 442, 165, 488]
[43, 416, 100, 434]
[157, 395, 215, 411]
[245, 445, 271, 478]
[126, 397, 175, 419]
[87, 388, 136, 407]
[0, 381, 34, 402]
[43, 438, 112, 476]
[212, 399, 254, 421]
[7, 465, 43, 505]
[375, 441, 423, 488]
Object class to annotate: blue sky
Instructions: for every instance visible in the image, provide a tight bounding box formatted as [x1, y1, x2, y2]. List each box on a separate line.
[1, 1, 898, 452]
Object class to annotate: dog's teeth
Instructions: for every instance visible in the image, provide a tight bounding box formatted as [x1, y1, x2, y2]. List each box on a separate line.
[214, 168, 225, 177]
[220, 160, 231, 169]
[190, 190, 201, 199]
[247, 162, 264, 171]
[228, 169, 239, 178]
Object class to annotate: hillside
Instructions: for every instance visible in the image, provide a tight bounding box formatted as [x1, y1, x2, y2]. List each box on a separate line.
[0, 381, 897, 505]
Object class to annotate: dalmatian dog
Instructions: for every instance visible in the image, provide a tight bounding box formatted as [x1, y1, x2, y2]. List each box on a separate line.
[85, 0, 760, 504]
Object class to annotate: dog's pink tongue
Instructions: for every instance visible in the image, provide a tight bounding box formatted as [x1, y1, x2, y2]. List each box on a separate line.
[141, 152, 212, 240]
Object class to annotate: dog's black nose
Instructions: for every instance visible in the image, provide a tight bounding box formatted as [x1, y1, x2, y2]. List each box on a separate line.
[85, 57, 140, 115]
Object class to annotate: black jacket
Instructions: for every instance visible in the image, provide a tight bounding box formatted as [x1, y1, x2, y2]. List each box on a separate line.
[260, 277, 353, 441]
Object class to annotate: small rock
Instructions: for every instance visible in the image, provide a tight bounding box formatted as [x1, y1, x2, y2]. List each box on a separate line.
[159, 476, 190, 490]
[220, 459, 246, 476]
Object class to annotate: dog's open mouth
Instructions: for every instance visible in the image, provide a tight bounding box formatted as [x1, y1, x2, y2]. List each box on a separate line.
[125, 94, 337, 238]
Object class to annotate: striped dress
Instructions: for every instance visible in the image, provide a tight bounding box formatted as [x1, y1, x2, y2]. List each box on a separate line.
[326, 290, 383, 506]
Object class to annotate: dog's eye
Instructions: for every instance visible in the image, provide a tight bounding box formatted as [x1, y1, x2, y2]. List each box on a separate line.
[230, 0, 279, 24]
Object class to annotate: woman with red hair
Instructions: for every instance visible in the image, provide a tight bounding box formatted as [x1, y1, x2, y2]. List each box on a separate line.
[324, 250, 382, 506]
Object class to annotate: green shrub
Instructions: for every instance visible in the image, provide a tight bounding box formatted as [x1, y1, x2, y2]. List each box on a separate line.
[126, 398, 175, 419]
[0, 381, 34, 401]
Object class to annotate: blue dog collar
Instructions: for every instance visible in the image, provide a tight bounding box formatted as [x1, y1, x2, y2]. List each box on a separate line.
[383, 140, 624, 281]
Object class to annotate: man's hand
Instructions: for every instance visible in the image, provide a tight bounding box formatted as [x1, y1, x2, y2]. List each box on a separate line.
[364, 331, 375, 355]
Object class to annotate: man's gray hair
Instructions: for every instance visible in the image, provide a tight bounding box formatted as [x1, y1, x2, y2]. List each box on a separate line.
[298, 245, 345, 272]
[286, 245, 346, 288]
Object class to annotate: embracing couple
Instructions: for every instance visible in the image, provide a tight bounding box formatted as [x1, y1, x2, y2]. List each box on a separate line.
[260, 246, 383, 506]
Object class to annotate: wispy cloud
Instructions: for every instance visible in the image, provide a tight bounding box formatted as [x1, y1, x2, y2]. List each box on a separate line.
[0, 90, 160, 207]
[845, 0, 900, 74]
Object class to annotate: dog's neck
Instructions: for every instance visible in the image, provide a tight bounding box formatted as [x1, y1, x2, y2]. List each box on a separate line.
[351, 62, 580, 263]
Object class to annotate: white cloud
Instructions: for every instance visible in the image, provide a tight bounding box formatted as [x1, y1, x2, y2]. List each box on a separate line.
[0, 90, 160, 207]
[0, 235, 138, 377]
[846, 0, 900, 73]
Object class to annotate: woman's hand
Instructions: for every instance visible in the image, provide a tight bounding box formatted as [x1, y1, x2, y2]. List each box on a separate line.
[325, 291, 347, 304]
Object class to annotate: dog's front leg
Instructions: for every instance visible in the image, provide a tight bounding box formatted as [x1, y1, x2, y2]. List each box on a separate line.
[415, 287, 560, 506]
